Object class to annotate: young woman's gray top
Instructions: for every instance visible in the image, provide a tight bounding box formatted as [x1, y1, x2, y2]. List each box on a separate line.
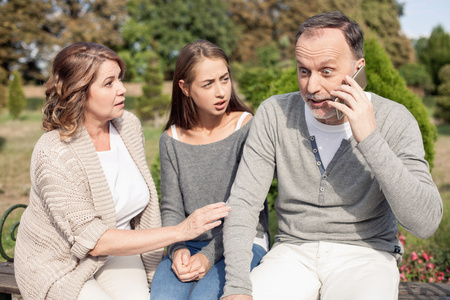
[159, 120, 269, 266]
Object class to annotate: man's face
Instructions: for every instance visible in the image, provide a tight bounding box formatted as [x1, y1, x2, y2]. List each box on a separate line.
[295, 28, 364, 125]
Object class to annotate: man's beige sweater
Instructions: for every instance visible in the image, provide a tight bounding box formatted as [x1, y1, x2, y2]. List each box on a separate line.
[14, 111, 163, 300]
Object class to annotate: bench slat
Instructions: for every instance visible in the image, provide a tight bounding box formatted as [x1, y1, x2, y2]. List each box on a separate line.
[398, 282, 450, 300]
[0, 262, 19, 295]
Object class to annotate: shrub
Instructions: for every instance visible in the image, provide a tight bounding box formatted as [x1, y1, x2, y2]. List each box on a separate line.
[398, 233, 450, 283]
[0, 67, 7, 110]
[398, 63, 434, 92]
[136, 51, 170, 127]
[26, 98, 45, 111]
[236, 66, 283, 109]
[434, 96, 450, 123]
[150, 154, 161, 198]
[0, 85, 7, 110]
[435, 65, 450, 123]
[7, 71, 26, 119]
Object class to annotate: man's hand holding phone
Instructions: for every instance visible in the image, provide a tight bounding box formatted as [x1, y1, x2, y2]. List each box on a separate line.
[329, 66, 376, 143]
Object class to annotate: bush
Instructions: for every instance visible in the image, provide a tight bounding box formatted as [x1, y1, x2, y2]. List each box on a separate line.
[398, 233, 450, 283]
[398, 63, 434, 92]
[7, 71, 26, 119]
[0, 85, 7, 110]
[236, 66, 283, 109]
[150, 154, 161, 198]
[136, 51, 170, 127]
[0, 67, 8, 110]
[26, 98, 45, 111]
[437, 64, 450, 96]
[434, 96, 450, 123]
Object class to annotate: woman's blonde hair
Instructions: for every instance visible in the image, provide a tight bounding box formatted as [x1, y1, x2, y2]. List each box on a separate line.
[42, 42, 126, 139]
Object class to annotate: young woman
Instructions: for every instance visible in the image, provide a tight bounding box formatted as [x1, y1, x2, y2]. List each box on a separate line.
[150, 40, 269, 300]
[14, 42, 230, 300]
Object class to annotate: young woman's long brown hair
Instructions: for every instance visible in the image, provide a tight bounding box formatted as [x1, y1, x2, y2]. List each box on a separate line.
[164, 40, 252, 131]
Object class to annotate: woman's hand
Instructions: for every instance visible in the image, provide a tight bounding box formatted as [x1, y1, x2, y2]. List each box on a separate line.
[177, 202, 230, 241]
[187, 253, 211, 280]
[172, 250, 211, 282]
[89, 203, 229, 257]
[172, 248, 197, 282]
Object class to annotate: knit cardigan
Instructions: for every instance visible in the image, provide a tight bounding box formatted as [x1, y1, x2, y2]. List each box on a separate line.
[14, 111, 163, 300]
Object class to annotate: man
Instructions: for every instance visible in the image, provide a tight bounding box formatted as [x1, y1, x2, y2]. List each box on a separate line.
[221, 11, 442, 300]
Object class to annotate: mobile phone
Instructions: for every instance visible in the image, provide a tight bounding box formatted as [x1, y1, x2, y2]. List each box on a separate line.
[334, 65, 367, 120]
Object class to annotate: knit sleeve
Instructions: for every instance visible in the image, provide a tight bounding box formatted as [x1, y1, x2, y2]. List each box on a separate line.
[223, 100, 277, 297]
[159, 134, 188, 259]
[198, 231, 224, 266]
[356, 102, 442, 239]
[32, 141, 109, 260]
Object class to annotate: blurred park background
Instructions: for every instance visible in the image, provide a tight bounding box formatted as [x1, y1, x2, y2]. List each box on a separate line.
[0, 0, 449, 284]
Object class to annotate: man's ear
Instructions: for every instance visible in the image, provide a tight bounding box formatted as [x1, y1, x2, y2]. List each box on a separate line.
[179, 80, 189, 96]
[356, 58, 365, 70]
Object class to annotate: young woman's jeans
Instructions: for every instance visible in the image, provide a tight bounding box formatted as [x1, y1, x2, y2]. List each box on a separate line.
[150, 240, 266, 300]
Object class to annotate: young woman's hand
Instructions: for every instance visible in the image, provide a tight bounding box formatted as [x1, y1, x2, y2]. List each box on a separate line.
[187, 253, 211, 280]
[177, 202, 230, 241]
[172, 251, 211, 282]
[172, 248, 197, 282]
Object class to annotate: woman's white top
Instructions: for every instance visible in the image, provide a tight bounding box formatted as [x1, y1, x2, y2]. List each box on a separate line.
[97, 122, 149, 230]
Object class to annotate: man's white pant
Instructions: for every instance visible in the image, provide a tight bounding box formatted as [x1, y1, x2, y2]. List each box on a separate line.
[250, 242, 399, 300]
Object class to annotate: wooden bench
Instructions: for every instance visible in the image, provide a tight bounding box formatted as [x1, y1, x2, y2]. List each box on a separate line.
[399, 282, 450, 299]
[0, 204, 449, 299]
[0, 261, 19, 300]
[0, 204, 26, 300]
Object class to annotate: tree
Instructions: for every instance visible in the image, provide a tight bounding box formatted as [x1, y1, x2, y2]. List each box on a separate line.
[0, 67, 8, 110]
[227, 0, 413, 68]
[122, 0, 238, 79]
[434, 64, 450, 123]
[437, 65, 450, 96]
[7, 71, 26, 119]
[52, 0, 126, 47]
[416, 25, 450, 91]
[360, 0, 414, 67]
[0, 0, 126, 84]
[398, 63, 434, 92]
[135, 51, 170, 128]
[0, 0, 55, 83]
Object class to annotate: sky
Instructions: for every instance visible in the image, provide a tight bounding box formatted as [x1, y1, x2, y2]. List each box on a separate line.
[399, 0, 450, 39]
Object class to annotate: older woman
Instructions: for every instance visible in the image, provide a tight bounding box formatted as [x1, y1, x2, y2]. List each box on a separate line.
[14, 42, 230, 300]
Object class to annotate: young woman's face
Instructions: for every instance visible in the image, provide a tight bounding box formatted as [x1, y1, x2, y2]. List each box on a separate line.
[84, 60, 127, 125]
[180, 58, 232, 118]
